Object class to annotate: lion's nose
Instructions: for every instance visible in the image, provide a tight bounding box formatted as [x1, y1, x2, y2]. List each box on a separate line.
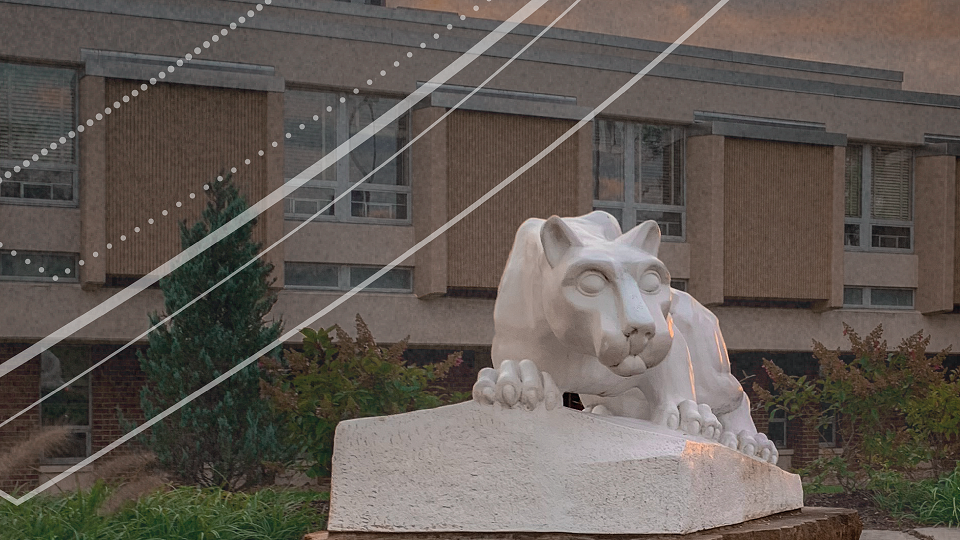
[623, 322, 654, 340]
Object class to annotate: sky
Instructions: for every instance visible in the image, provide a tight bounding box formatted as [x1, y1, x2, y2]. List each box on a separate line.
[388, 0, 960, 96]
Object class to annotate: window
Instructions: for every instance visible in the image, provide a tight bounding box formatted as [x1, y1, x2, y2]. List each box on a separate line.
[819, 414, 837, 448]
[285, 262, 413, 293]
[767, 409, 786, 449]
[669, 279, 688, 292]
[845, 144, 913, 250]
[593, 119, 685, 238]
[0, 63, 78, 204]
[39, 347, 91, 463]
[284, 90, 410, 223]
[0, 250, 78, 282]
[843, 286, 914, 309]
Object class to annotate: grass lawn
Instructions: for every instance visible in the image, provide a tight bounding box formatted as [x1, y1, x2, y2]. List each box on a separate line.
[0, 484, 329, 540]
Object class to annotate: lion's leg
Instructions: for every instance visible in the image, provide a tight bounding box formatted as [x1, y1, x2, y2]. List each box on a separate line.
[580, 388, 649, 419]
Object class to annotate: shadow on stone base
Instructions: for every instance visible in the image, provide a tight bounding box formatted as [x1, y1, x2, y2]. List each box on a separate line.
[307, 508, 861, 540]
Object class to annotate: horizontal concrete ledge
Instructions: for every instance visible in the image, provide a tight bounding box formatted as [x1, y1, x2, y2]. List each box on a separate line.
[689, 121, 847, 147]
[313, 508, 861, 540]
[425, 92, 592, 122]
[917, 142, 960, 157]
[81, 49, 284, 92]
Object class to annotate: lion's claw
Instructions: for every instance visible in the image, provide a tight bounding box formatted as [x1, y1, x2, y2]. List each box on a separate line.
[718, 430, 778, 465]
[473, 359, 560, 411]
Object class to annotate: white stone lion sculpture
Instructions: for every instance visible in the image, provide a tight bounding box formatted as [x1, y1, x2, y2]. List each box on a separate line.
[472, 211, 778, 464]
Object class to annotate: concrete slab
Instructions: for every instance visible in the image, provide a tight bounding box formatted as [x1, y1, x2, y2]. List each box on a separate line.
[914, 528, 960, 540]
[859, 531, 915, 540]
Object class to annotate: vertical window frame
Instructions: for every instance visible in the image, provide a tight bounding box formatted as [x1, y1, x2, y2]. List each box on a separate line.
[592, 119, 686, 240]
[283, 89, 412, 225]
[0, 62, 80, 208]
[844, 143, 914, 252]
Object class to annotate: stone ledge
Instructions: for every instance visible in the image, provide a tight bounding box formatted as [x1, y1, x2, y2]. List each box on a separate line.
[308, 507, 861, 539]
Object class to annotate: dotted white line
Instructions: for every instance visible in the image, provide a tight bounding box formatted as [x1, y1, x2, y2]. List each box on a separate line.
[2, 2, 490, 283]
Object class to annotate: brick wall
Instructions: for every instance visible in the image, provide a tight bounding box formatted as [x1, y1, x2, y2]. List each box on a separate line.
[0, 344, 41, 493]
[90, 345, 146, 455]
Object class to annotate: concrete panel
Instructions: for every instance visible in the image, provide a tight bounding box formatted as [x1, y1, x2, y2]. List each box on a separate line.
[844, 252, 918, 288]
[283, 220, 416, 266]
[411, 106, 448, 298]
[686, 135, 724, 305]
[0, 205, 80, 253]
[915, 155, 956, 314]
[78, 76, 107, 290]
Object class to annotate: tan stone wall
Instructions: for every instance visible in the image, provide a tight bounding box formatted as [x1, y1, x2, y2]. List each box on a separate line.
[445, 111, 582, 289]
[723, 139, 834, 301]
[102, 80, 270, 277]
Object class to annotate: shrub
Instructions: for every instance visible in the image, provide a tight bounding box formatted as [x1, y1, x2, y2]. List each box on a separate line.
[754, 323, 959, 491]
[261, 315, 467, 478]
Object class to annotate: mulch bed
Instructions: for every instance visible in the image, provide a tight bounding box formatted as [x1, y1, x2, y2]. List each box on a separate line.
[805, 490, 922, 531]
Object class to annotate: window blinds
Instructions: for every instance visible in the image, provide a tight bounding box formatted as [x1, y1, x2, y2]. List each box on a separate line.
[0, 63, 76, 164]
[871, 146, 912, 221]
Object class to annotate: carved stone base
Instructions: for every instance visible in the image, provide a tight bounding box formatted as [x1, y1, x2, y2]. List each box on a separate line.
[310, 508, 861, 540]
[328, 402, 803, 535]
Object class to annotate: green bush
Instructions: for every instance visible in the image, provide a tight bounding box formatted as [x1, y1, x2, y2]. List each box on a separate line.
[754, 324, 960, 491]
[261, 314, 468, 478]
[0, 484, 327, 540]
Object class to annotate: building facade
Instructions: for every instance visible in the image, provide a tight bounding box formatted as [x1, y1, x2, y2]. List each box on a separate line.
[2, 0, 960, 488]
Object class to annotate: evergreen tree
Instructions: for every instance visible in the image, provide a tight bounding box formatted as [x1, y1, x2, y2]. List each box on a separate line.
[134, 173, 287, 489]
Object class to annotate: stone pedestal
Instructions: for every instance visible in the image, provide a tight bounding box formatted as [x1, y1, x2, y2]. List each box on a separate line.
[327, 402, 803, 535]
[310, 508, 861, 539]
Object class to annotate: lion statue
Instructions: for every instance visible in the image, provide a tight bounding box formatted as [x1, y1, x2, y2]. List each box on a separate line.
[472, 211, 777, 464]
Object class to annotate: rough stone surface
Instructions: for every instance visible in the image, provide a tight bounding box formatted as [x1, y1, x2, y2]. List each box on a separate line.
[317, 507, 859, 539]
[858, 532, 917, 540]
[914, 529, 960, 540]
[327, 402, 803, 534]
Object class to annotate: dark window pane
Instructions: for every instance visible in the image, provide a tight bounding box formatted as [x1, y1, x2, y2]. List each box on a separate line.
[636, 210, 683, 237]
[40, 347, 89, 427]
[594, 120, 624, 201]
[285, 262, 339, 288]
[870, 288, 913, 307]
[52, 184, 72, 200]
[843, 287, 863, 305]
[669, 279, 687, 292]
[767, 410, 786, 448]
[347, 96, 408, 187]
[636, 125, 684, 206]
[0, 181, 19, 197]
[844, 223, 860, 247]
[283, 91, 338, 183]
[0, 64, 77, 164]
[349, 266, 412, 291]
[1, 250, 77, 280]
[871, 225, 911, 249]
[23, 183, 52, 199]
[844, 145, 863, 218]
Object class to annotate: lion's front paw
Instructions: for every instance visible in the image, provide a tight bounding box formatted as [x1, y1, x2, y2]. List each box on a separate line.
[472, 359, 561, 411]
[719, 430, 779, 465]
[651, 400, 722, 440]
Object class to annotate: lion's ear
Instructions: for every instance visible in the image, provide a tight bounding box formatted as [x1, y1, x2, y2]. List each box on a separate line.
[617, 220, 661, 255]
[541, 216, 583, 268]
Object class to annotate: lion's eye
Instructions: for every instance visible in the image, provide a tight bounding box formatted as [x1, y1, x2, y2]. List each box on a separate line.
[577, 271, 606, 296]
[639, 271, 662, 293]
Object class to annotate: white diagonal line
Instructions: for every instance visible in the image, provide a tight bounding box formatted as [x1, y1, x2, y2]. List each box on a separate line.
[6, 0, 729, 505]
[0, 0, 581, 432]
[0, 0, 553, 380]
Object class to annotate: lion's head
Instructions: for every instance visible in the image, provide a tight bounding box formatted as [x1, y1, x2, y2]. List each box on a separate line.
[538, 213, 675, 378]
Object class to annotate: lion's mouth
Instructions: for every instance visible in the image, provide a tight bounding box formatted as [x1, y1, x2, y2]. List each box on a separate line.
[608, 354, 647, 377]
